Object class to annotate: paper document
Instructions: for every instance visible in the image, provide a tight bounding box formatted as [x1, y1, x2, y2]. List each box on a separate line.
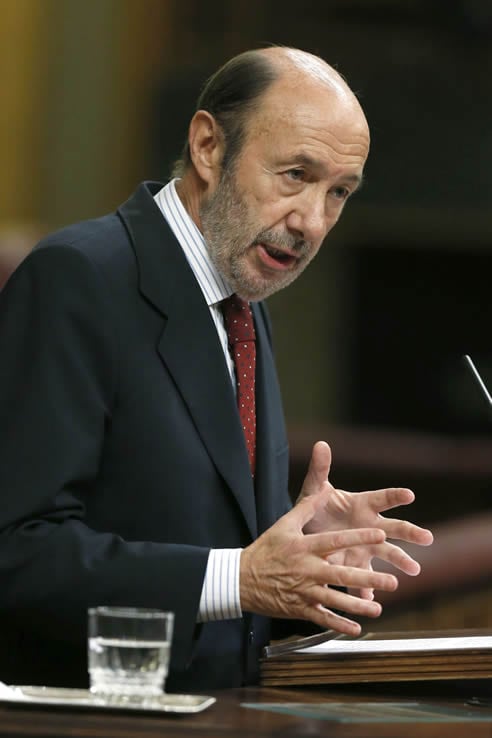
[297, 636, 492, 655]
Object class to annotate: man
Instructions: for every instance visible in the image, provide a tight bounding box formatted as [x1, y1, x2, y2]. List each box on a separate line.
[0, 47, 432, 692]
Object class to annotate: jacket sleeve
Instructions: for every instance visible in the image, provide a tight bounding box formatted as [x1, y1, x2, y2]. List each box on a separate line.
[0, 244, 208, 671]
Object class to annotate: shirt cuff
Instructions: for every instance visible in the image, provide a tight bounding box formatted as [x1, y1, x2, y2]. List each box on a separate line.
[197, 548, 243, 622]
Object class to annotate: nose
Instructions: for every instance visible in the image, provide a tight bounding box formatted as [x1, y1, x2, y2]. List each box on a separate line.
[285, 192, 333, 245]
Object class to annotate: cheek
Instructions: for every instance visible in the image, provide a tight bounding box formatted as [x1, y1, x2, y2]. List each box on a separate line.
[238, 169, 285, 218]
[251, 196, 293, 230]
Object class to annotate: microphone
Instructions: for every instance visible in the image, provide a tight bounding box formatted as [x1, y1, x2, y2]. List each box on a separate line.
[463, 354, 492, 416]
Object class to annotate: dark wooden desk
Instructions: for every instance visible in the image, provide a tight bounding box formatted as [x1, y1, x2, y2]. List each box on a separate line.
[0, 685, 491, 738]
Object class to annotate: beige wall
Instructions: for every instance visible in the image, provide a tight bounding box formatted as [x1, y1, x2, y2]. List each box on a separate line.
[0, 0, 170, 228]
[0, 0, 48, 224]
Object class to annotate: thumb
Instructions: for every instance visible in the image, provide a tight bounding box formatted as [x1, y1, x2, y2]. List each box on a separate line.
[302, 441, 332, 496]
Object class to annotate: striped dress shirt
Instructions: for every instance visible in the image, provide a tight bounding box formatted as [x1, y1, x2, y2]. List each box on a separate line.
[154, 180, 242, 622]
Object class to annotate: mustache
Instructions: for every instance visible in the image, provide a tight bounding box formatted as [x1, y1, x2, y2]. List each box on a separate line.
[255, 228, 312, 256]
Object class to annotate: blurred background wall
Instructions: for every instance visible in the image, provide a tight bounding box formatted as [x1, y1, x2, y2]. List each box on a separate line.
[1, 0, 491, 626]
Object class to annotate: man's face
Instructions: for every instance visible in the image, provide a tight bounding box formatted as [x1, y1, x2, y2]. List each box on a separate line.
[200, 77, 370, 302]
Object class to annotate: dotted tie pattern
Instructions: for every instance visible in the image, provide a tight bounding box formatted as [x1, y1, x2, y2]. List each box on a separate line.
[221, 294, 256, 476]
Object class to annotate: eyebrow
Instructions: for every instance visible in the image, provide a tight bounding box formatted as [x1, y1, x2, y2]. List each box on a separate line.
[291, 153, 365, 192]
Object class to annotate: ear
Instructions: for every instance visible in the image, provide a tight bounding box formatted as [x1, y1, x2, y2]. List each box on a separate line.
[187, 110, 224, 187]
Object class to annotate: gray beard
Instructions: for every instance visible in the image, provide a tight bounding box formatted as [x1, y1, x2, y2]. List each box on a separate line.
[200, 170, 312, 301]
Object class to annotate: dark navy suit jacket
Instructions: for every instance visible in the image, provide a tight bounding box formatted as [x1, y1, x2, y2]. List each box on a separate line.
[0, 182, 292, 691]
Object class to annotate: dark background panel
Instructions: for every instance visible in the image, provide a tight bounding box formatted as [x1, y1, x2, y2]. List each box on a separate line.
[348, 245, 492, 434]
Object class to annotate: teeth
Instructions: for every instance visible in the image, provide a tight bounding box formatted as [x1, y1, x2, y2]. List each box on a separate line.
[266, 246, 285, 258]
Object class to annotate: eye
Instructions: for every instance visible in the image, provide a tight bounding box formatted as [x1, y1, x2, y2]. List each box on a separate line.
[284, 168, 305, 182]
[331, 185, 350, 201]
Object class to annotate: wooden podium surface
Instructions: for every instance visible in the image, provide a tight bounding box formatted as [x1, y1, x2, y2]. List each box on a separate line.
[261, 629, 492, 687]
[0, 685, 491, 738]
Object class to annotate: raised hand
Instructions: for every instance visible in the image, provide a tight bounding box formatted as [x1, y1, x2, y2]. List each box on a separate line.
[240, 487, 398, 636]
[297, 441, 434, 598]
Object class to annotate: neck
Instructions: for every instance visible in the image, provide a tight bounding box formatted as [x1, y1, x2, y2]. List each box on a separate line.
[175, 171, 206, 232]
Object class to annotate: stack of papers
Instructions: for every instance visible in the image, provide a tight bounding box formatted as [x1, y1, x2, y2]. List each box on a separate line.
[261, 629, 492, 687]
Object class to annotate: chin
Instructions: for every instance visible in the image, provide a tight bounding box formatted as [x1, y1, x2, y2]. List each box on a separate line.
[238, 280, 294, 302]
[230, 260, 301, 301]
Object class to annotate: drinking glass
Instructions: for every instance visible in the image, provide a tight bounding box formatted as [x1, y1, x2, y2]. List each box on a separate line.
[88, 606, 174, 698]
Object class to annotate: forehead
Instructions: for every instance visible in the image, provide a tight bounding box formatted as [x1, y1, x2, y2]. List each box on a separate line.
[244, 78, 370, 167]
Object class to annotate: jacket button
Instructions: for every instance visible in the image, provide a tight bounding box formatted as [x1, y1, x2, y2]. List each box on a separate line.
[248, 630, 254, 645]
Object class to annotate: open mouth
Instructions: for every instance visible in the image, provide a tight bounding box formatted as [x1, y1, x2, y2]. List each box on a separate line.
[257, 243, 298, 270]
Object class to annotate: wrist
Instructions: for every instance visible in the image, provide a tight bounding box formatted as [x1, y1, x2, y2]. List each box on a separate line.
[239, 545, 257, 613]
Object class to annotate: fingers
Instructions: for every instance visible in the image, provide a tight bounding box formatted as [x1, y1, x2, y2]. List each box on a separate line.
[298, 441, 332, 499]
[307, 606, 363, 637]
[314, 560, 398, 593]
[309, 440, 332, 482]
[341, 486, 414, 518]
[288, 486, 334, 531]
[289, 480, 346, 533]
[363, 486, 415, 513]
[315, 584, 384, 617]
[356, 487, 434, 546]
[298, 587, 386, 635]
[372, 540, 425, 576]
[336, 535, 431, 577]
[348, 565, 375, 600]
[377, 516, 434, 547]
[357, 587, 375, 600]
[308, 526, 386, 556]
[239, 522, 398, 624]
[343, 537, 429, 576]
[308, 606, 373, 636]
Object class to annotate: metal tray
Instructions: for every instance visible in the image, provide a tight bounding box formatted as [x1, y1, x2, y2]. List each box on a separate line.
[0, 685, 216, 714]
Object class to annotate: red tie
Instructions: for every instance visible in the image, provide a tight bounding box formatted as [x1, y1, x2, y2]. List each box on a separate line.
[221, 295, 256, 476]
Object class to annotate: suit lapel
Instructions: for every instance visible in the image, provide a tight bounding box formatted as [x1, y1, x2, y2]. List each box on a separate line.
[118, 182, 257, 539]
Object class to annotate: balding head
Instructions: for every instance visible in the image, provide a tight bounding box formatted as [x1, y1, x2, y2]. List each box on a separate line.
[260, 46, 353, 97]
[172, 46, 368, 178]
[247, 47, 369, 152]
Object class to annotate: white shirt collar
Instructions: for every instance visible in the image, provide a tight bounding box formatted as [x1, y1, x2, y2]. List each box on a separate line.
[153, 179, 232, 306]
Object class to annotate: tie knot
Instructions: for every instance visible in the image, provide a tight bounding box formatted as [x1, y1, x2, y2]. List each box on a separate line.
[221, 294, 256, 344]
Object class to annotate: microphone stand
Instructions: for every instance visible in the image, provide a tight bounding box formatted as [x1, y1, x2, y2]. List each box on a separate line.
[463, 354, 492, 417]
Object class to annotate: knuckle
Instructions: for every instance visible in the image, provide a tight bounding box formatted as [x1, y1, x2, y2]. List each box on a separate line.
[330, 531, 347, 549]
